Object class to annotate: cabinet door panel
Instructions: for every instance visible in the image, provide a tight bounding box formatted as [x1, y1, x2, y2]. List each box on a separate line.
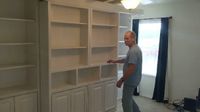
[89, 83, 104, 112]
[105, 81, 117, 111]
[15, 93, 37, 112]
[52, 91, 71, 112]
[71, 87, 87, 112]
[0, 98, 14, 112]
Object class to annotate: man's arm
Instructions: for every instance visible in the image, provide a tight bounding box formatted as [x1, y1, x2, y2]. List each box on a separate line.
[121, 64, 136, 81]
[107, 58, 125, 64]
[116, 63, 136, 88]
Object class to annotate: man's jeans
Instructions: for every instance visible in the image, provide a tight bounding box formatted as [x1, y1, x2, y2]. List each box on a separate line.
[122, 85, 141, 112]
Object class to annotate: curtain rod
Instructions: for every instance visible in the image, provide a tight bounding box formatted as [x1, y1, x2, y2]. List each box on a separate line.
[134, 16, 172, 20]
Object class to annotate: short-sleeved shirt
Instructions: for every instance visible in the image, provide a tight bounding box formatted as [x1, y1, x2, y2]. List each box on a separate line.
[123, 44, 142, 87]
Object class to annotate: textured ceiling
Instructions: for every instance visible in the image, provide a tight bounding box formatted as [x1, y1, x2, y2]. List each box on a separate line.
[93, 0, 199, 5]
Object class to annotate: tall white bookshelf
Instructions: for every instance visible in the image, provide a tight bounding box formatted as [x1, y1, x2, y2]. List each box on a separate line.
[0, 0, 39, 112]
[40, 1, 118, 112]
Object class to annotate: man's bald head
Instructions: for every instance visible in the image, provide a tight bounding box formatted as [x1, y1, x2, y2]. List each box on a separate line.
[124, 31, 136, 44]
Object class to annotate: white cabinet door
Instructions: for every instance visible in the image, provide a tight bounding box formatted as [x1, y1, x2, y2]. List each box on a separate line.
[52, 91, 71, 112]
[15, 93, 37, 112]
[71, 87, 87, 112]
[0, 98, 14, 112]
[88, 83, 104, 112]
[104, 81, 117, 111]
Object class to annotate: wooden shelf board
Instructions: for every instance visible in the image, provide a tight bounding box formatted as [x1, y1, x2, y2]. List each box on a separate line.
[0, 17, 35, 22]
[51, 20, 88, 25]
[92, 23, 117, 27]
[0, 43, 35, 46]
[51, 84, 76, 93]
[51, 46, 87, 50]
[92, 45, 116, 48]
[0, 64, 35, 71]
[51, 64, 102, 73]
[78, 79, 99, 85]
[119, 25, 129, 29]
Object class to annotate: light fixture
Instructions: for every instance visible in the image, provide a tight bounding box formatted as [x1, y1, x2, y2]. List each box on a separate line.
[121, 0, 141, 9]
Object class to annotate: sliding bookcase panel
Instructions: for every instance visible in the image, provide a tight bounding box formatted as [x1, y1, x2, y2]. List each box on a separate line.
[92, 26, 117, 47]
[91, 47, 117, 65]
[0, 0, 39, 100]
[51, 49, 88, 72]
[101, 64, 117, 79]
[51, 4, 88, 24]
[51, 23, 88, 49]
[78, 67, 100, 84]
[51, 70, 77, 92]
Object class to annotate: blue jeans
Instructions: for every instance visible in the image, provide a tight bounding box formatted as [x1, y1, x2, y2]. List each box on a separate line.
[122, 85, 140, 112]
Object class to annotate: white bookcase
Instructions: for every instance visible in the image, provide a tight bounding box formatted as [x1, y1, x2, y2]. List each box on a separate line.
[0, 0, 39, 111]
[40, 1, 118, 112]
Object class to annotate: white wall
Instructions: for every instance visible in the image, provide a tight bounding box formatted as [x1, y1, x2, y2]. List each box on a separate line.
[136, 0, 200, 101]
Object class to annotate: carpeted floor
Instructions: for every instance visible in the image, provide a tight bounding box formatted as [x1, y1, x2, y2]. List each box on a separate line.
[116, 96, 176, 112]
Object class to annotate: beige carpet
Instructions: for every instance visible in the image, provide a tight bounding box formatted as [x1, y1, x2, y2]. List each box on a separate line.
[116, 96, 175, 112]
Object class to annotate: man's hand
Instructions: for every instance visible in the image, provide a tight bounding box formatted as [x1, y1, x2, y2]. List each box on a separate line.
[107, 59, 115, 63]
[116, 79, 123, 88]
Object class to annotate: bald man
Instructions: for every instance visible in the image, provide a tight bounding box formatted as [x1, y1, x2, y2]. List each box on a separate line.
[107, 31, 142, 112]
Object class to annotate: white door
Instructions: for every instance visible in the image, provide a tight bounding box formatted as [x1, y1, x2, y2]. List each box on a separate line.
[104, 80, 117, 111]
[15, 93, 37, 112]
[0, 98, 14, 112]
[52, 91, 71, 112]
[71, 87, 87, 112]
[88, 83, 104, 112]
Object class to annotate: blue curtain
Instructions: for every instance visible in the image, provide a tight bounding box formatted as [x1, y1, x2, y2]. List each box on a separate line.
[152, 17, 169, 102]
[132, 19, 140, 96]
[132, 19, 139, 44]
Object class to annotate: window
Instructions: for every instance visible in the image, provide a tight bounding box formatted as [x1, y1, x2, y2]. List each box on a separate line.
[138, 19, 161, 76]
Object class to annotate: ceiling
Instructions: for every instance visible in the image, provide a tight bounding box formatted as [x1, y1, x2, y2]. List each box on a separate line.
[94, 0, 198, 5]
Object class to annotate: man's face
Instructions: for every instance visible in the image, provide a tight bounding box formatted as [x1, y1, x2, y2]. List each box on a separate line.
[124, 33, 134, 47]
